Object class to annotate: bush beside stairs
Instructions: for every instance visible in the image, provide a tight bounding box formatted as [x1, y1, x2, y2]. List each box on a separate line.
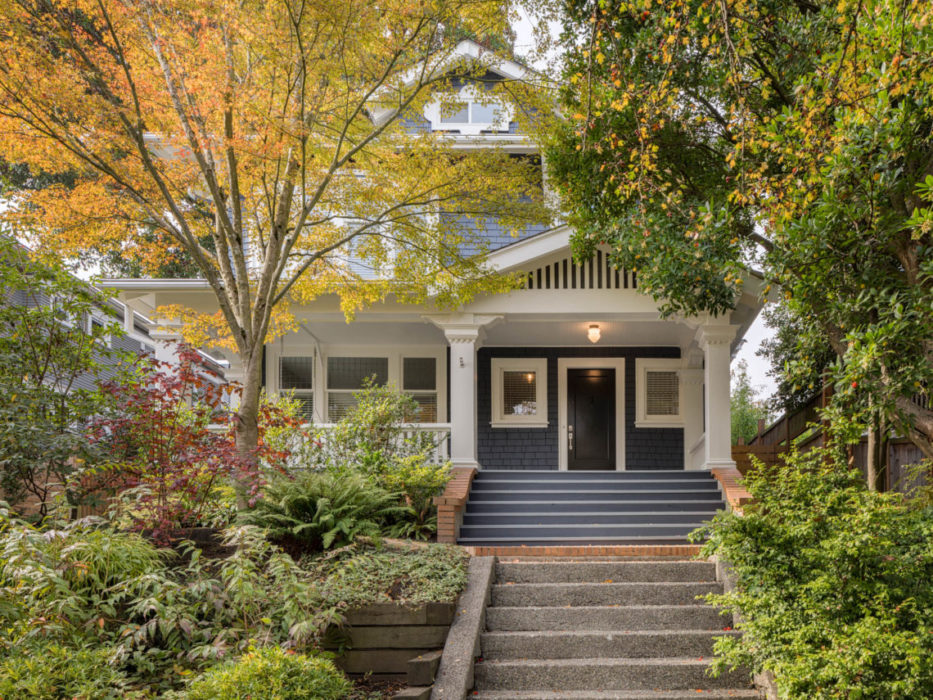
[470, 559, 758, 699]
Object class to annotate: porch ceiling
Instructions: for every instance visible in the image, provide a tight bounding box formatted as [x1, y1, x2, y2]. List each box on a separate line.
[481, 317, 692, 349]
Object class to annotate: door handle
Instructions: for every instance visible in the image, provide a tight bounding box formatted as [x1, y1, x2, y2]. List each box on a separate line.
[568, 425, 574, 453]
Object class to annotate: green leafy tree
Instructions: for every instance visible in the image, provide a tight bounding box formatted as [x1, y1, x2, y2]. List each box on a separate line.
[758, 304, 836, 414]
[0, 238, 123, 519]
[730, 359, 770, 445]
[546, 0, 933, 460]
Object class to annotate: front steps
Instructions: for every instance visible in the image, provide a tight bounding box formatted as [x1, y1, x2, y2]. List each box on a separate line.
[472, 559, 757, 699]
[458, 470, 726, 547]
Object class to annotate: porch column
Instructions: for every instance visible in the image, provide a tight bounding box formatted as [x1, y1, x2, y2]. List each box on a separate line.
[445, 327, 481, 469]
[427, 314, 502, 470]
[698, 322, 738, 470]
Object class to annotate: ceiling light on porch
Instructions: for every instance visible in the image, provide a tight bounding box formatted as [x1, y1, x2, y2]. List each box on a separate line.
[587, 324, 601, 344]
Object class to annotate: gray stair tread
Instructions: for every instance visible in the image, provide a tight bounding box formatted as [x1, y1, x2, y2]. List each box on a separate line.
[490, 581, 720, 605]
[471, 692, 758, 699]
[469, 489, 720, 494]
[483, 629, 738, 638]
[463, 525, 704, 533]
[458, 537, 700, 545]
[495, 561, 716, 582]
[490, 605, 725, 612]
[466, 500, 723, 506]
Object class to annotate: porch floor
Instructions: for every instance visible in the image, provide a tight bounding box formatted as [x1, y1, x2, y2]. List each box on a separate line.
[457, 470, 726, 547]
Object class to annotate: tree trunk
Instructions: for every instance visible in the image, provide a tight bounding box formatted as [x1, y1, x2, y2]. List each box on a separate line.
[233, 345, 264, 507]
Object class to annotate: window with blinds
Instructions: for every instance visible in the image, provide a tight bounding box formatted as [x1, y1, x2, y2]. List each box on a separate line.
[503, 370, 538, 416]
[491, 358, 548, 427]
[403, 357, 437, 422]
[327, 357, 388, 421]
[279, 356, 314, 422]
[646, 370, 680, 416]
[635, 358, 684, 427]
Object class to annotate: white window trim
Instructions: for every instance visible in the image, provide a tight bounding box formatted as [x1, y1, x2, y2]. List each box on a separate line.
[635, 358, 684, 428]
[86, 312, 113, 348]
[490, 357, 548, 428]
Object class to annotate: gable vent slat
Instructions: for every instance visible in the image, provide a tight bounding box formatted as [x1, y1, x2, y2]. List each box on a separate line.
[523, 255, 636, 291]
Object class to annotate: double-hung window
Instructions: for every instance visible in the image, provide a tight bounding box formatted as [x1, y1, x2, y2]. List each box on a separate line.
[403, 357, 438, 422]
[327, 356, 389, 421]
[490, 357, 548, 428]
[279, 356, 315, 422]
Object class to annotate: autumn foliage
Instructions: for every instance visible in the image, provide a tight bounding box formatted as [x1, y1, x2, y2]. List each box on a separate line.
[0, 0, 551, 460]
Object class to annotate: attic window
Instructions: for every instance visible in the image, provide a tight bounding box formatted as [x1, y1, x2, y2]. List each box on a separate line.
[440, 100, 503, 125]
[635, 358, 684, 427]
[427, 84, 512, 135]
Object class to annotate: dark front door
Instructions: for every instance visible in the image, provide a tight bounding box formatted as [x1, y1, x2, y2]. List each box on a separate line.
[567, 368, 616, 470]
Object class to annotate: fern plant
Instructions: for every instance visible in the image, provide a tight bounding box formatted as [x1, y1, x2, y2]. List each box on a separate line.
[240, 471, 410, 551]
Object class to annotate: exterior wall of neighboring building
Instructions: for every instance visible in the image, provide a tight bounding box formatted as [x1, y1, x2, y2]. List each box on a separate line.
[477, 346, 684, 471]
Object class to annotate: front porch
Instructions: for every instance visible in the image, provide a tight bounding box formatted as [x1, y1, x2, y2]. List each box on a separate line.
[107, 234, 762, 476]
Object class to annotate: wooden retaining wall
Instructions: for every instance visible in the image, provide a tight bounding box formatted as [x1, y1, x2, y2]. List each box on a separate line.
[326, 602, 455, 678]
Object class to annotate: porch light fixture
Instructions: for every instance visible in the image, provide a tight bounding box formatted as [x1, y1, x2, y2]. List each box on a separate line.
[587, 324, 601, 344]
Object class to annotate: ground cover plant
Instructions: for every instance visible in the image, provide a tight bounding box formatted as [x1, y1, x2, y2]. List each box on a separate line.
[310, 542, 470, 609]
[694, 449, 933, 699]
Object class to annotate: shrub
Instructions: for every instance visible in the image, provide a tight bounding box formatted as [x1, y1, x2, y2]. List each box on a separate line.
[0, 641, 134, 699]
[88, 346, 251, 541]
[0, 237, 125, 520]
[240, 470, 408, 551]
[0, 507, 341, 692]
[288, 382, 451, 537]
[381, 454, 451, 539]
[178, 646, 351, 700]
[695, 448, 933, 700]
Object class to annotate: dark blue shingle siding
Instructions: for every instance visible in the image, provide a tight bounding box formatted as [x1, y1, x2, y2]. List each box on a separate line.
[476, 346, 684, 470]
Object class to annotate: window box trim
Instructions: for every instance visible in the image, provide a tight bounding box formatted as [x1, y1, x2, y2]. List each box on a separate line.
[635, 358, 685, 428]
[490, 357, 548, 428]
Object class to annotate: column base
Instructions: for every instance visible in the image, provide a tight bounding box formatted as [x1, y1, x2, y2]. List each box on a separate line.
[450, 458, 481, 470]
[703, 459, 737, 471]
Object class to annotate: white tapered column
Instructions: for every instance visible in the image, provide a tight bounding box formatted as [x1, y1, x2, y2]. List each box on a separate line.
[445, 328, 481, 469]
[427, 314, 502, 470]
[698, 322, 738, 470]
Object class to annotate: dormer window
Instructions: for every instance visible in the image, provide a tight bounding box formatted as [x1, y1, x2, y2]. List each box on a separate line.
[426, 83, 512, 135]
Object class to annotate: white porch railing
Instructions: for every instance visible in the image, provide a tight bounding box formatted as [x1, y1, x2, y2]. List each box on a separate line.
[207, 422, 452, 463]
[309, 422, 452, 463]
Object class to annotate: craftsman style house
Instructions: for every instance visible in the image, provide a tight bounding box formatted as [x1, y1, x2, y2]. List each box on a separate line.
[105, 41, 764, 546]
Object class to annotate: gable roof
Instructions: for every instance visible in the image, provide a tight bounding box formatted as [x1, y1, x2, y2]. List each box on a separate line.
[369, 39, 535, 127]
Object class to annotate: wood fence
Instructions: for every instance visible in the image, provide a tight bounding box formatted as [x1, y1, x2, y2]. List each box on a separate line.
[735, 385, 929, 493]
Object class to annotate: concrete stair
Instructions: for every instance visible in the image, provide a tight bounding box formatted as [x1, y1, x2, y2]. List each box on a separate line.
[458, 470, 726, 546]
[471, 559, 757, 699]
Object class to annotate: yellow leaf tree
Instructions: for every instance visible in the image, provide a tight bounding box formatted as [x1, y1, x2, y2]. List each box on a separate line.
[0, 0, 551, 461]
